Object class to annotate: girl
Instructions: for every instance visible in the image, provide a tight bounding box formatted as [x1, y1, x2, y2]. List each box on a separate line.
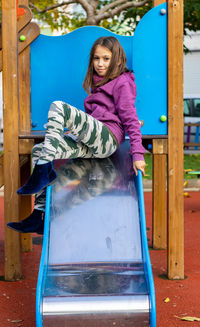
[7, 36, 145, 234]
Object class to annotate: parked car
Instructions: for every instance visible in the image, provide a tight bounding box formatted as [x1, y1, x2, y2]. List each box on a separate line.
[184, 94, 200, 146]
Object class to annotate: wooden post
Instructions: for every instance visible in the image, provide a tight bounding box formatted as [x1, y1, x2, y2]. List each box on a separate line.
[20, 159, 32, 252]
[152, 0, 167, 250]
[152, 139, 167, 249]
[2, 0, 22, 280]
[18, 0, 32, 252]
[168, 0, 184, 279]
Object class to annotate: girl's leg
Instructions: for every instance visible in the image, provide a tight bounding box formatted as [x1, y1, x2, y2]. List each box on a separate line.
[7, 143, 46, 234]
[32, 143, 47, 211]
[17, 101, 118, 195]
[39, 101, 117, 161]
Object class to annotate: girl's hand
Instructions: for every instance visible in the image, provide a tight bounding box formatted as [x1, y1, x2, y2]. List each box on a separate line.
[133, 160, 146, 176]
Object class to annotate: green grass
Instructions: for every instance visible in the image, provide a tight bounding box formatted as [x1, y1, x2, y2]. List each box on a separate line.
[144, 154, 200, 180]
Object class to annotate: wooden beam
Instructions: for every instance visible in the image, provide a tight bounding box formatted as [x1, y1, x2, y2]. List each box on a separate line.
[153, 0, 166, 7]
[0, 23, 40, 71]
[19, 139, 34, 154]
[0, 154, 30, 186]
[152, 138, 168, 155]
[184, 143, 200, 147]
[18, 22, 40, 54]
[0, 22, 40, 72]
[19, 46, 31, 133]
[0, 154, 3, 188]
[152, 160, 167, 248]
[17, 5, 32, 32]
[0, 157, 32, 253]
[2, 0, 22, 280]
[184, 123, 200, 127]
[0, 4, 33, 72]
[168, 0, 184, 279]
[20, 159, 32, 252]
[0, 153, 32, 252]
[18, 0, 33, 252]
[152, 139, 167, 249]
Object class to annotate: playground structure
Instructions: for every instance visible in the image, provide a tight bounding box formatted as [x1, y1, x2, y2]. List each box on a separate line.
[0, 0, 183, 288]
[36, 150, 156, 326]
[184, 122, 200, 149]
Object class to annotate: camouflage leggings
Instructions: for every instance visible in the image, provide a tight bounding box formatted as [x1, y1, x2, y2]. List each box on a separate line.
[32, 101, 118, 210]
[33, 101, 118, 164]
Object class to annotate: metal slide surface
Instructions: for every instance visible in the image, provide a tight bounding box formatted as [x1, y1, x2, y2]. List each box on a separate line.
[36, 142, 156, 327]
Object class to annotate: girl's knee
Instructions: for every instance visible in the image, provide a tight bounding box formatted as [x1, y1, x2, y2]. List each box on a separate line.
[50, 101, 62, 111]
[32, 143, 43, 158]
[50, 101, 69, 111]
[48, 101, 66, 122]
[49, 101, 71, 119]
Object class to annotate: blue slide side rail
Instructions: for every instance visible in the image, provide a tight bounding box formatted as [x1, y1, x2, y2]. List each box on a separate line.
[135, 170, 156, 327]
[36, 186, 52, 327]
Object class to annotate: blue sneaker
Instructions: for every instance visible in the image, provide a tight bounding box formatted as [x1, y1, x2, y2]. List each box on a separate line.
[7, 209, 44, 234]
[17, 162, 57, 195]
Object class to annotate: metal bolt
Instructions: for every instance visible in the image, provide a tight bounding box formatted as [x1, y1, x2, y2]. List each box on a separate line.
[160, 9, 166, 15]
[31, 122, 38, 128]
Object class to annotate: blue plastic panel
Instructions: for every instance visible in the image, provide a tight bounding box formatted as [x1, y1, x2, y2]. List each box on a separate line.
[30, 28, 132, 131]
[31, 3, 167, 135]
[133, 3, 167, 135]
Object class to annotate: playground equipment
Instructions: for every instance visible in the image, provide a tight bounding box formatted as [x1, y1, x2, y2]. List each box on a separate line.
[184, 122, 200, 149]
[36, 147, 156, 327]
[1, 0, 183, 290]
[186, 170, 200, 178]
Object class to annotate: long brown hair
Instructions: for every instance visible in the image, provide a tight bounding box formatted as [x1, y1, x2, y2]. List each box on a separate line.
[83, 36, 128, 94]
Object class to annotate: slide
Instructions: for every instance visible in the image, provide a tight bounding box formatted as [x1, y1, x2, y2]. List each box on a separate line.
[36, 142, 156, 327]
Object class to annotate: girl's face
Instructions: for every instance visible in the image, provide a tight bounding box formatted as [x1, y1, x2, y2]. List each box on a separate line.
[93, 45, 112, 77]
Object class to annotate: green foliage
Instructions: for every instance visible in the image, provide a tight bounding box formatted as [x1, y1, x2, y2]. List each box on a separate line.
[100, 18, 134, 36]
[1, 0, 200, 36]
[30, 0, 73, 33]
[119, 0, 200, 36]
[119, 0, 153, 34]
[184, 0, 200, 34]
[30, 0, 152, 34]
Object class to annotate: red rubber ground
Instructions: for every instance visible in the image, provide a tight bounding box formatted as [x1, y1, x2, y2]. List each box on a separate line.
[0, 192, 200, 327]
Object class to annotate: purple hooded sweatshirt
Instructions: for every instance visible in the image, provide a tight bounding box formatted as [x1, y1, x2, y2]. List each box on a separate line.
[84, 71, 145, 162]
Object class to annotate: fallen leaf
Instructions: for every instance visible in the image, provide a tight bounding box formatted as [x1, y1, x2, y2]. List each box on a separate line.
[164, 297, 170, 303]
[184, 192, 190, 198]
[175, 316, 200, 322]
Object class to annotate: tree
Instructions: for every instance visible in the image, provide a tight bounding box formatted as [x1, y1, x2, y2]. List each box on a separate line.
[29, 0, 200, 35]
[184, 0, 200, 34]
[29, 0, 149, 32]
[120, 0, 200, 35]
